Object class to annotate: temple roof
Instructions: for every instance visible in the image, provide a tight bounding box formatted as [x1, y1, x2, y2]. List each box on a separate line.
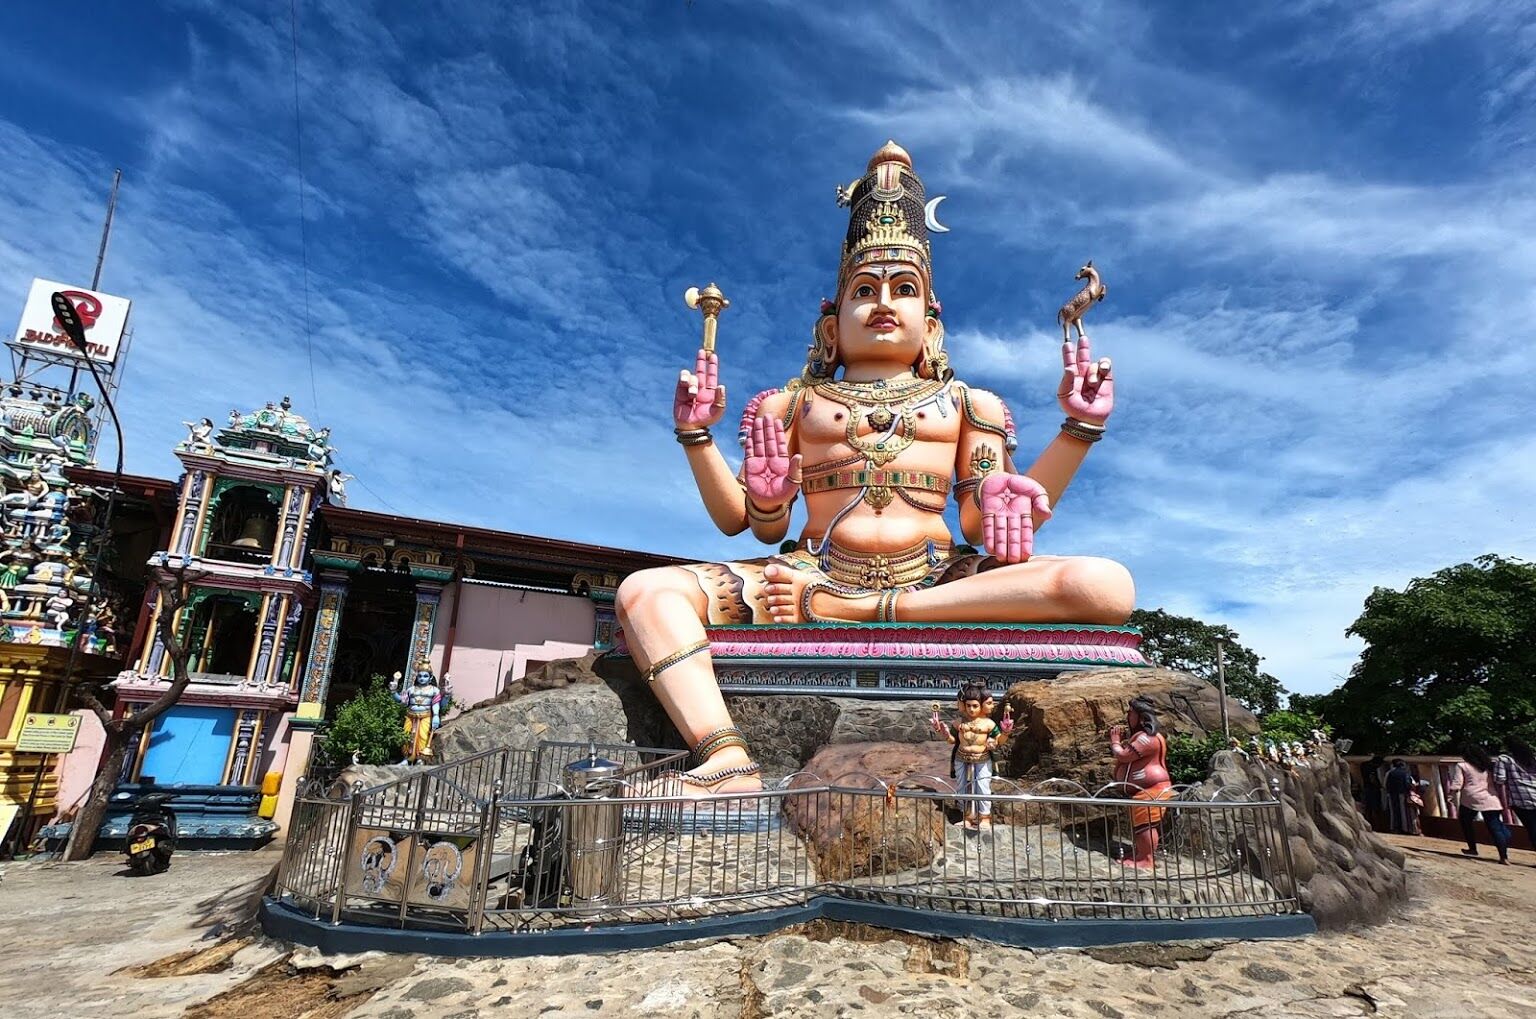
[179, 396, 335, 474]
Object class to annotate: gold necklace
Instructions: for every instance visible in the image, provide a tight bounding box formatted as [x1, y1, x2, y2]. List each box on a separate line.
[810, 376, 948, 467]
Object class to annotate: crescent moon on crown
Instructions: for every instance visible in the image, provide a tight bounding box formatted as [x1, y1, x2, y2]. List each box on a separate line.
[924, 195, 950, 233]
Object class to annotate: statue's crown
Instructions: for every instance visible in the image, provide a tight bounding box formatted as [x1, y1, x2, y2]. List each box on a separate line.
[835, 141, 934, 300]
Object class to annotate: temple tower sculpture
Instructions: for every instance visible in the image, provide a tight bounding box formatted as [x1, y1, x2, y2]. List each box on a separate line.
[0, 385, 119, 830]
[112, 398, 333, 837]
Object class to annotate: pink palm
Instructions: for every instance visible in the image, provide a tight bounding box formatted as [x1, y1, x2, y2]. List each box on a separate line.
[744, 413, 801, 505]
[673, 348, 726, 428]
[979, 474, 1052, 564]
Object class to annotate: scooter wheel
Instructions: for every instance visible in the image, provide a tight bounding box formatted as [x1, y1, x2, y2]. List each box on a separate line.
[129, 854, 155, 876]
[150, 852, 172, 875]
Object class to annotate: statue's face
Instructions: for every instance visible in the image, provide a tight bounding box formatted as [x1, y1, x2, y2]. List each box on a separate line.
[958, 696, 986, 721]
[828, 263, 936, 371]
[414, 670, 433, 686]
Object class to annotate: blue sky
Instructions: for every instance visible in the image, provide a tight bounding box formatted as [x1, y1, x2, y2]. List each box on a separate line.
[1, 1, 1532, 696]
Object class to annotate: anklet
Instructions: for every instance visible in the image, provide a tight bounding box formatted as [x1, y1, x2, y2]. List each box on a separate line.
[679, 761, 762, 788]
[646, 639, 711, 683]
[692, 726, 750, 763]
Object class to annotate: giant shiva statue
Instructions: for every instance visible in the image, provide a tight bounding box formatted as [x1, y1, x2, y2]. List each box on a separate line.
[616, 142, 1134, 795]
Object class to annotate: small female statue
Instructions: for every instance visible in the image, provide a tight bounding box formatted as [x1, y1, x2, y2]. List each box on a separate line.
[1109, 696, 1173, 868]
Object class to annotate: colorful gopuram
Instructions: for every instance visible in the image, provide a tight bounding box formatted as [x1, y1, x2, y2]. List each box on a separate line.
[106, 398, 334, 840]
[0, 384, 122, 838]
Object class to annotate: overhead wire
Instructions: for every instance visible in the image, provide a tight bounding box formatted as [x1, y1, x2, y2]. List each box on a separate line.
[288, 0, 319, 417]
[286, 1, 397, 513]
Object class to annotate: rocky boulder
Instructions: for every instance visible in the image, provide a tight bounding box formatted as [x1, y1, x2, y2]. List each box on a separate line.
[435, 684, 631, 759]
[1000, 667, 1259, 788]
[1210, 745, 1406, 930]
[783, 741, 951, 880]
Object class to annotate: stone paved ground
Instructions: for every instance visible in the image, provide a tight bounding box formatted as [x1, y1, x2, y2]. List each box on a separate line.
[2, 835, 1533, 1018]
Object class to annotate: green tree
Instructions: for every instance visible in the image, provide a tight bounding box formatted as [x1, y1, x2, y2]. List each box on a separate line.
[316, 676, 407, 767]
[1316, 556, 1536, 753]
[1260, 708, 1329, 745]
[1129, 608, 1285, 714]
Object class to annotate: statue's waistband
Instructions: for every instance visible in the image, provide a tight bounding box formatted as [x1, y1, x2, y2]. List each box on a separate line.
[801, 468, 951, 497]
[791, 535, 954, 590]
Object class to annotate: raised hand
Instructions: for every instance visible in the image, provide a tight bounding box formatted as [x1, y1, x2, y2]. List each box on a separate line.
[1057, 334, 1114, 425]
[979, 473, 1053, 564]
[673, 348, 727, 428]
[744, 412, 802, 507]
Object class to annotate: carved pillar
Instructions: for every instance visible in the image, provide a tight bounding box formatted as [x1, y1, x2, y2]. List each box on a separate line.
[274, 486, 304, 569]
[298, 572, 349, 710]
[249, 594, 283, 688]
[405, 564, 455, 672]
[225, 708, 262, 785]
[271, 596, 305, 689]
[575, 572, 621, 651]
[173, 471, 209, 556]
[406, 585, 443, 671]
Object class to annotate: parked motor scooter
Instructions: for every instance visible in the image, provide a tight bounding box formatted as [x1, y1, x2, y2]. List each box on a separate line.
[122, 783, 177, 875]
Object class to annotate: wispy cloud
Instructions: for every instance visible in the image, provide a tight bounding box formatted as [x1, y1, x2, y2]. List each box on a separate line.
[0, 1, 1528, 696]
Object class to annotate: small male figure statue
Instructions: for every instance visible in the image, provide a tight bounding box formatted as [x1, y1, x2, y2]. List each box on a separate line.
[393, 660, 442, 764]
[1109, 697, 1173, 868]
[932, 682, 1013, 831]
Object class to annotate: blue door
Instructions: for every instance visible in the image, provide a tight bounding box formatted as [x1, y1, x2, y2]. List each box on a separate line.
[140, 706, 235, 785]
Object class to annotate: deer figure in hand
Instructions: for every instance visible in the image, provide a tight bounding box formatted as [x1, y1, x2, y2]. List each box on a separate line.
[1057, 260, 1107, 343]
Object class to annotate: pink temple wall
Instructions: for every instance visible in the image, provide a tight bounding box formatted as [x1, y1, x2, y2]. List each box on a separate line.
[50, 709, 106, 824]
[427, 582, 596, 710]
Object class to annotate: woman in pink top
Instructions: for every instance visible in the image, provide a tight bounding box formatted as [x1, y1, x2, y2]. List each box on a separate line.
[1449, 743, 1511, 864]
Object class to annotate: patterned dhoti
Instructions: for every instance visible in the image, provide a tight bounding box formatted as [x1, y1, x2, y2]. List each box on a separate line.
[954, 755, 994, 817]
[678, 537, 1003, 626]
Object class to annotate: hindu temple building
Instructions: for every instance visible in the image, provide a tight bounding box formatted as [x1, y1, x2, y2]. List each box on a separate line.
[19, 395, 680, 847]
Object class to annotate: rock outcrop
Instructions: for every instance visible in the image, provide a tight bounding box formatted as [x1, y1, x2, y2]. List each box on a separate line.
[784, 742, 951, 879]
[1209, 745, 1406, 930]
[1000, 667, 1260, 788]
[435, 684, 630, 761]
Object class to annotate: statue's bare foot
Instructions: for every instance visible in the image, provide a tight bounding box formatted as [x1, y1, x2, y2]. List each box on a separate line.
[1120, 857, 1155, 870]
[628, 748, 765, 800]
[762, 562, 880, 623]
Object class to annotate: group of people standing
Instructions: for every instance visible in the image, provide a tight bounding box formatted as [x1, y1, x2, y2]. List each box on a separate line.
[1361, 740, 1536, 865]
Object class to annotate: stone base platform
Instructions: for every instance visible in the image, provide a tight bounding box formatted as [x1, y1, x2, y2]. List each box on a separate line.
[38, 782, 278, 847]
[615, 623, 1147, 698]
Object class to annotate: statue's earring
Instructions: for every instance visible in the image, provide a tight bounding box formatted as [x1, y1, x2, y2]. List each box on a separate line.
[806, 315, 838, 379]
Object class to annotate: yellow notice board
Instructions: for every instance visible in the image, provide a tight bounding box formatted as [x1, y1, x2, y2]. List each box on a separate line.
[15, 713, 81, 754]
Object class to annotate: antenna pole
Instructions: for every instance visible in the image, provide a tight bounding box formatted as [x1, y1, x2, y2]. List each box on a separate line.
[90, 169, 122, 291]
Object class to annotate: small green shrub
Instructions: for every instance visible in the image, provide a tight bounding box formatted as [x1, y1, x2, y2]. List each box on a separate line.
[1165, 732, 1230, 785]
[316, 676, 406, 767]
[1260, 708, 1330, 746]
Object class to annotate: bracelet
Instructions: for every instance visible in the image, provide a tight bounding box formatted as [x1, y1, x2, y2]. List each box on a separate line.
[953, 477, 981, 505]
[1060, 417, 1105, 443]
[876, 590, 900, 623]
[746, 499, 789, 522]
[675, 427, 713, 447]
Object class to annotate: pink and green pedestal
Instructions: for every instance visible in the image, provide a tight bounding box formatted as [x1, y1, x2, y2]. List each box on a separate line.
[616, 623, 1147, 697]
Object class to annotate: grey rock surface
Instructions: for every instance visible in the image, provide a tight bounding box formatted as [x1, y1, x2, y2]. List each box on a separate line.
[1210, 746, 1406, 930]
[435, 684, 629, 758]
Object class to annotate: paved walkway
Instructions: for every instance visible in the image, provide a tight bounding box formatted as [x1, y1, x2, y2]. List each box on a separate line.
[1, 835, 1532, 1018]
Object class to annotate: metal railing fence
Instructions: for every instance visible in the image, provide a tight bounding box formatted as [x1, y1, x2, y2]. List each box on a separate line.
[273, 743, 1301, 937]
